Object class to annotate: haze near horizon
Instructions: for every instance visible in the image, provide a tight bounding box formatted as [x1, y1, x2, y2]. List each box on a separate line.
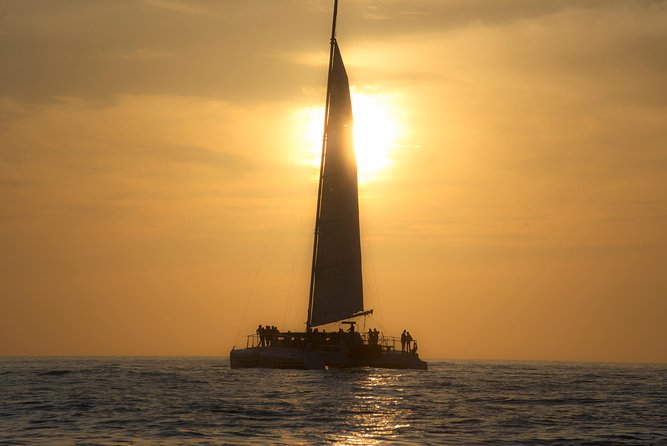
[1, 0, 666, 363]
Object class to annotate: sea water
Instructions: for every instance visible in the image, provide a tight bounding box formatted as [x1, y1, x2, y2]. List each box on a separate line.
[0, 358, 665, 445]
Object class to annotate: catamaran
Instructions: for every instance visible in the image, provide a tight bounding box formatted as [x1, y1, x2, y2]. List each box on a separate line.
[230, 0, 427, 370]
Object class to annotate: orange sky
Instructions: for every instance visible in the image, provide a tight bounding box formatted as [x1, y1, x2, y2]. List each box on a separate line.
[1, 0, 666, 362]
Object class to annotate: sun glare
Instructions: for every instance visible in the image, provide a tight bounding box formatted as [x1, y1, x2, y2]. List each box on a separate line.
[352, 92, 401, 182]
[294, 91, 403, 183]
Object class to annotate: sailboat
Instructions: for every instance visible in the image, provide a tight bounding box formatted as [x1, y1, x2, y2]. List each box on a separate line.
[230, 0, 427, 370]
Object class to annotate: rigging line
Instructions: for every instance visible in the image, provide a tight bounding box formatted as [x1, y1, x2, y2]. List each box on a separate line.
[359, 190, 388, 334]
[237, 68, 318, 337]
[233, 200, 284, 344]
[368, 238, 387, 333]
[233, 233, 269, 344]
[282, 114, 325, 329]
[281, 199, 311, 328]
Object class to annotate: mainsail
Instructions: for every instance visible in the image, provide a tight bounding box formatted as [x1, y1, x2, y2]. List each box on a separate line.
[308, 42, 364, 327]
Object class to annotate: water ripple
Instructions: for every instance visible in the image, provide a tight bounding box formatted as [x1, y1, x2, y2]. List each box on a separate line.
[0, 358, 665, 445]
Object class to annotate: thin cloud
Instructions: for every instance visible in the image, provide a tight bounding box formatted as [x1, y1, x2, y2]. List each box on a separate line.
[106, 48, 174, 61]
[271, 50, 328, 67]
[140, 0, 208, 14]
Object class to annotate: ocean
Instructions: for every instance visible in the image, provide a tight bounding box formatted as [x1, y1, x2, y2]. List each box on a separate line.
[0, 358, 665, 445]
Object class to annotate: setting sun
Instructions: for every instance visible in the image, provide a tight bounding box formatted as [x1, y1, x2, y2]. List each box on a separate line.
[351, 92, 402, 182]
[294, 91, 403, 183]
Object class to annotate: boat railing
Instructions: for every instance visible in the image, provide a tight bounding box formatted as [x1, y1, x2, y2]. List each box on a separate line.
[245, 332, 418, 353]
[246, 333, 310, 349]
[347, 333, 419, 354]
[373, 335, 418, 354]
[377, 335, 398, 352]
[246, 334, 256, 348]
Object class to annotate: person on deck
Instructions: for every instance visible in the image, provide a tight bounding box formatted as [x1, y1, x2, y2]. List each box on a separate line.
[257, 325, 265, 347]
[271, 326, 278, 346]
[401, 330, 407, 352]
[337, 328, 344, 344]
[406, 331, 413, 352]
[266, 326, 273, 346]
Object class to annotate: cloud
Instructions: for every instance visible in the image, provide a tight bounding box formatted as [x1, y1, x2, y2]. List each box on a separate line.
[1, 0, 665, 108]
[139, 0, 208, 14]
[106, 48, 174, 61]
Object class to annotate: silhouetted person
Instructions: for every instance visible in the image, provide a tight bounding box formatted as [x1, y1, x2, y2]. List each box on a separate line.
[270, 326, 278, 346]
[411, 341, 418, 354]
[401, 330, 407, 352]
[406, 331, 413, 352]
[257, 324, 265, 347]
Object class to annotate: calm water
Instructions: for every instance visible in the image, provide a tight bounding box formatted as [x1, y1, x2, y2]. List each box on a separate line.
[1, 358, 665, 445]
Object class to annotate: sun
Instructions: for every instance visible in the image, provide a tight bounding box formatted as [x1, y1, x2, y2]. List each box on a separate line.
[294, 91, 403, 184]
[351, 92, 401, 183]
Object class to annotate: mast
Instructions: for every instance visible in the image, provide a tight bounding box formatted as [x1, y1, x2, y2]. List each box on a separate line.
[307, 0, 339, 329]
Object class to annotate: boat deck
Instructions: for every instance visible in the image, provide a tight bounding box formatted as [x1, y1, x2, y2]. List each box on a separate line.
[230, 330, 427, 370]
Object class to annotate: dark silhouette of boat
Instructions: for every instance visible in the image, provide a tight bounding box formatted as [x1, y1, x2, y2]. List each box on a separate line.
[230, 0, 427, 371]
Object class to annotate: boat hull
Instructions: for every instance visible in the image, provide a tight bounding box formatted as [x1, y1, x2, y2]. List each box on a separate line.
[230, 346, 427, 370]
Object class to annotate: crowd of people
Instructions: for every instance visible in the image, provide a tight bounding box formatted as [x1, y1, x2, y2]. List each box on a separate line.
[253, 324, 417, 353]
[255, 325, 280, 347]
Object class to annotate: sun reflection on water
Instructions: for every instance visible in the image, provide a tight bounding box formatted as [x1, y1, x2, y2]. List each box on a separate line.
[327, 372, 412, 445]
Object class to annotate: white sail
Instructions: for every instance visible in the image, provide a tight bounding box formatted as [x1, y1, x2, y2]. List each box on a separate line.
[308, 43, 364, 327]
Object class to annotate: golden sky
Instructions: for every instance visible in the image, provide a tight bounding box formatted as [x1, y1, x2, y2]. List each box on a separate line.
[1, 0, 666, 362]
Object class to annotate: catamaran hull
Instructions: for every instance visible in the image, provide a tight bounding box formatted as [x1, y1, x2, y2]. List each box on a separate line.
[230, 347, 427, 370]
